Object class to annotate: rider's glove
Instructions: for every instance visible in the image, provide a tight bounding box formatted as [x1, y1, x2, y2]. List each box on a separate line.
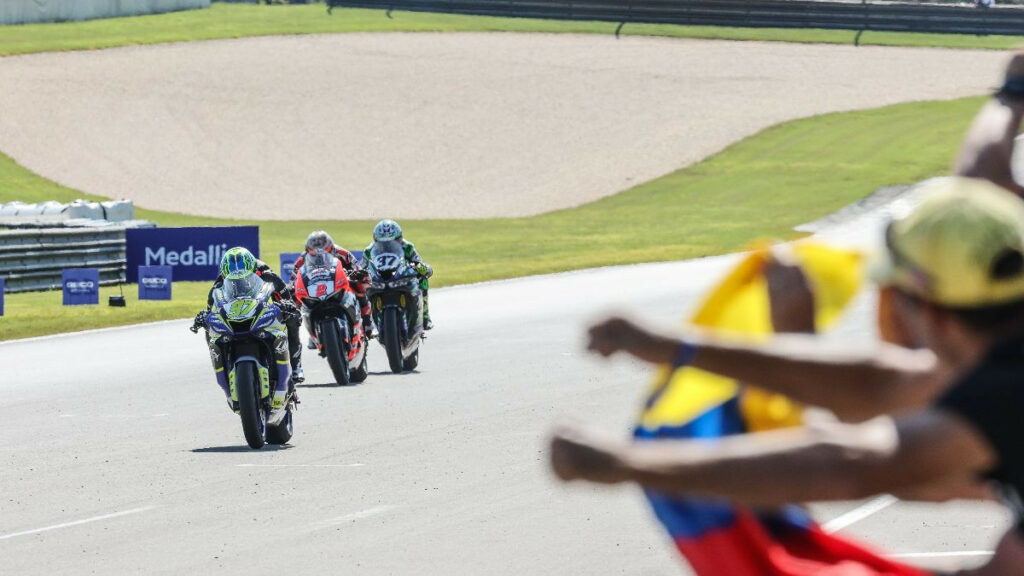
[416, 263, 430, 276]
[189, 310, 208, 334]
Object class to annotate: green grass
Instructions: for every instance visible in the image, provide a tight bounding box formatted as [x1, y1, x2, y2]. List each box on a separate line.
[0, 95, 984, 340]
[0, 282, 210, 340]
[0, 2, 1022, 56]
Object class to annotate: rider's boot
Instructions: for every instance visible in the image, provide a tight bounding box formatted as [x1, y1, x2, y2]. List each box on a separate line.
[422, 290, 433, 330]
[363, 315, 376, 339]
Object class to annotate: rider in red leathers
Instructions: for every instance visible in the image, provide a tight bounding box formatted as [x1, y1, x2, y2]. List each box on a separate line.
[292, 231, 375, 341]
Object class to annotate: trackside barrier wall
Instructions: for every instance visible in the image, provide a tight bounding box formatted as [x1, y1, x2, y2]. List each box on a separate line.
[0, 228, 126, 293]
[0, 0, 210, 25]
[327, 0, 1024, 36]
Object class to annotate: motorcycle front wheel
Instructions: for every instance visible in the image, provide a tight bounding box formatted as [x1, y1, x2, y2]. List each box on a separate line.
[382, 307, 404, 374]
[235, 362, 267, 449]
[320, 319, 351, 386]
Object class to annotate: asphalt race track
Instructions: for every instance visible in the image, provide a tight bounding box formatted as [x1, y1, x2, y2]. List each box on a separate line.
[0, 200, 1010, 574]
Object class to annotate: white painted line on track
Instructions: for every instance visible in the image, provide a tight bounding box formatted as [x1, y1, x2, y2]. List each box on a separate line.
[236, 463, 364, 468]
[822, 495, 898, 533]
[308, 505, 396, 532]
[0, 506, 157, 542]
[889, 551, 994, 559]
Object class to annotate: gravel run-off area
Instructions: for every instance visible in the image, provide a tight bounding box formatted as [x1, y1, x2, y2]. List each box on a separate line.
[0, 33, 1009, 220]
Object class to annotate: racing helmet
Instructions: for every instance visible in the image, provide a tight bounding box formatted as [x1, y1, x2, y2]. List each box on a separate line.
[305, 230, 334, 255]
[373, 219, 402, 242]
[220, 247, 256, 279]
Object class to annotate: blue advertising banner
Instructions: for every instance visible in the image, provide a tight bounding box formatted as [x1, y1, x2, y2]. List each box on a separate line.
[125, 227, 259, 283]
[138, 265, 173, 300]
[63, 268, 100, 306]
[0, 277, 5, 316]
[280, 252, 303, 285]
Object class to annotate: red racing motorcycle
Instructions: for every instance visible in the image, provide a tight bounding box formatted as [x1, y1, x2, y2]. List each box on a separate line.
[293, 251, 368, 386]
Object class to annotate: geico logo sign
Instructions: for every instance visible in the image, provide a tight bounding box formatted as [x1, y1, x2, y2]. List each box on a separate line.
[141, 276, 169, 289]
[65, 281, 96, 293]
[145, 244, 229, 266]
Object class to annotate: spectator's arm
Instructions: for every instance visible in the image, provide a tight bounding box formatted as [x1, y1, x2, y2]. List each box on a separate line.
[587, 317, 949, 422]
[549, 410, 995, 507]
[955, 52, 1024, 196]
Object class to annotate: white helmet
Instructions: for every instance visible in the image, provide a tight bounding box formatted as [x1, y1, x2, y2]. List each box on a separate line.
[373, 219, 402, 242]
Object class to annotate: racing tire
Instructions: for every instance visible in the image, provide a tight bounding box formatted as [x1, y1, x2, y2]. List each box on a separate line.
[321, 319, 351, 386]
[266, 408, 293, 445]
[402, 348, 419, 371]
[382, 307, 404, 374]
[350, 349, 369, 383]
[236, 362, 267, 450]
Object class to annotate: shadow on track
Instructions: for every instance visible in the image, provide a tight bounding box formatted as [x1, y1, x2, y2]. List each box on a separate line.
[296, 381, 361, 388]
[191, 444, 294, 453]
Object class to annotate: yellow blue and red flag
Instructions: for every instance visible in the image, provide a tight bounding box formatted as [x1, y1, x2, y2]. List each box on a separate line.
[634, 244, 930, 576]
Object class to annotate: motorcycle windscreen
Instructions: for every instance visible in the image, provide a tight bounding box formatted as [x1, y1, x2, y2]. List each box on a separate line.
[224, 274, 264, 300]
[305, 250, 336, 268]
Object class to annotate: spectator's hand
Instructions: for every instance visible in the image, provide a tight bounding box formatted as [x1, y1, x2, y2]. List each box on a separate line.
[763, 249, 816, 334]
[1006, 51, 1024, 82]
[586, 316, 657, 358]
[998, 52, 1024, 106]
[549, 422, 629, 484]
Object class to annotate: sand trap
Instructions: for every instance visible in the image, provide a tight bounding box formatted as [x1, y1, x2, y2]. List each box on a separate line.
[0, 33, 1007, 220]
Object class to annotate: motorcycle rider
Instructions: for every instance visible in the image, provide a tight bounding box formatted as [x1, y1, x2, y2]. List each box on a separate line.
[292, 230, 375, 340]
[204, 247, 305, 384]
[364, 219, 434, 330]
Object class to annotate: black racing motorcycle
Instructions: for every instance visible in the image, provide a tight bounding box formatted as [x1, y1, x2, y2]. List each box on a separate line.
[365, 240, 424, 373]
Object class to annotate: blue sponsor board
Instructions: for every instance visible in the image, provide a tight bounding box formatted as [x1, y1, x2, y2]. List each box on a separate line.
[0, 277, 5, 316]
[280, 252, 303, 285]
[125, 227, 259, 283]
[63, 268, 100, 306]
[138, 265, 173, 300]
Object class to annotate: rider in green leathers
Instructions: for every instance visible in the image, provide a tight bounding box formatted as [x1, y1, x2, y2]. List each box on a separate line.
[364, 219, 434, 330]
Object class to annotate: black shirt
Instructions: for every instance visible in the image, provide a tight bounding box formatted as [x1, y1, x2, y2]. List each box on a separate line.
[936, 330, 1024, 532]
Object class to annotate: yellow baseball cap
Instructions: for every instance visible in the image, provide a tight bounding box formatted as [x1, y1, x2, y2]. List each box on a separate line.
[872, 177, 1024, 308]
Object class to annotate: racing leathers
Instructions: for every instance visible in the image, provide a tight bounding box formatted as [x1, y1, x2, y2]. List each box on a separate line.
[363, 239, 434, 329]
[292, 245, 374, 338]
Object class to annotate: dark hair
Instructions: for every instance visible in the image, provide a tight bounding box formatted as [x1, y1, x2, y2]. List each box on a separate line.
[895, 289, 1024, 335]
[945, 298, 1024, 334]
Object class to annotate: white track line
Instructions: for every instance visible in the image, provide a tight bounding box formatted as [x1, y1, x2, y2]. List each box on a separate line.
[889, 551, 994, 559]
[308, 505, 395, 532]
[236, 463, 364, 468]
[822, 495, 898, 533]
[0, 506, 157, 542]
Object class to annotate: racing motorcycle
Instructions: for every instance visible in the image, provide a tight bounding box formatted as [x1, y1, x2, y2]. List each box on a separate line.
[293, 251, 368, 386]
[365, 240, 424, 373]
[203, 276, 296, 450]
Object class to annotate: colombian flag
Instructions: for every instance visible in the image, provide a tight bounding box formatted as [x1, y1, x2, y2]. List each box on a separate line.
[635, 244, 930, 576]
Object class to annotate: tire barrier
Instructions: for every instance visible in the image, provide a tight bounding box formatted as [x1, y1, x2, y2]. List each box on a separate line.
[0, 227, 127, 293]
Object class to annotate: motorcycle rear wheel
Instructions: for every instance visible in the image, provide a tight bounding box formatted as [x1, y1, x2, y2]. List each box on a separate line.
[266, 408, 293, 445]
[350, 349, 369, 383]
[402, 348, 419, 371]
